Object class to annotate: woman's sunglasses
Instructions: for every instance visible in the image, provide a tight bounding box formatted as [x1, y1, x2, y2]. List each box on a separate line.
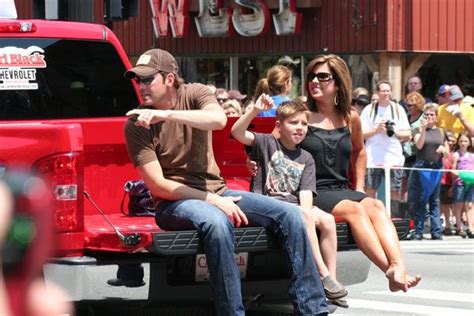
[307, 72, 334, 82]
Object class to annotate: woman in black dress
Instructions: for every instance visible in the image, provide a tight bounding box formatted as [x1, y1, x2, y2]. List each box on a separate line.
[301, 54, 421, 292]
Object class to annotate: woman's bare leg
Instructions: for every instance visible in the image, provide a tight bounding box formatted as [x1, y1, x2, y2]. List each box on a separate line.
[332, 200, 390, 272]
[465, 201, 474, 231]
[360, 197, 421, 291]
[453, 202, 464, 232]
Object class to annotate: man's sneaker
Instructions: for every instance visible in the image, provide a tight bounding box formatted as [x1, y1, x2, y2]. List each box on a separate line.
[431, 235, 443, 240]
[455, 230, 467, 238]
[107, 278, 145, 287]
[414, 235, 423, 240]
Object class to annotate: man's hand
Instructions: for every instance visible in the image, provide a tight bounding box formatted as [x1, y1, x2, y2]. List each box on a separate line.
[209, 195, 249, 228]
[126, 109, 170, 129]
[375, 121, 386, 134]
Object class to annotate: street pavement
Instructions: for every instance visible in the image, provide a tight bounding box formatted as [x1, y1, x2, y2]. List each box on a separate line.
[54, 235, 473, 315]
[333, 236, 474, 315]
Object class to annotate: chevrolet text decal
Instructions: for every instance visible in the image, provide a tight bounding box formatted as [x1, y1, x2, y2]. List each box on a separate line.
[0, 46, 46, 90]
[149, 0, 301, 38]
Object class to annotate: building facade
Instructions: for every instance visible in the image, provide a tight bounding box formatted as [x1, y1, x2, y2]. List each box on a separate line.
[14, 0, 474, 101]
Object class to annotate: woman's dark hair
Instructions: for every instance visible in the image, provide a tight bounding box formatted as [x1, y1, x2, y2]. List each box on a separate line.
[305, 54, 352, 123]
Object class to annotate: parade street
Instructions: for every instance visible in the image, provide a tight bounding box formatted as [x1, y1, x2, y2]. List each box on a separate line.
[58, 236, 474, 315]
[334, 236, 474, 315]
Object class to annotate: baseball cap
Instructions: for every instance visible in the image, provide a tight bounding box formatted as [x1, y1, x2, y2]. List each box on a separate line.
[354, 94, 370, 106]
[125, 49, 178, 79]
[277, 55, 300, 66]
[437, 84, 449, 96]
[228, 90, 247, 100]
[448, 85, 464, 101]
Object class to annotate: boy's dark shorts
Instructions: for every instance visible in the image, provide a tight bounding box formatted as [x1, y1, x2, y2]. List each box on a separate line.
[365, 167, 403, 191]
[440, 185, 453, 204]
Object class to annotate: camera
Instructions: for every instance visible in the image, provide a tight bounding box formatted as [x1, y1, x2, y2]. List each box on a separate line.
[385, 120, 396, 137]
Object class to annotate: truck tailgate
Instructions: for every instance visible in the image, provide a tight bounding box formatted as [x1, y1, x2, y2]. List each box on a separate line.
[0, 122, 83, 166]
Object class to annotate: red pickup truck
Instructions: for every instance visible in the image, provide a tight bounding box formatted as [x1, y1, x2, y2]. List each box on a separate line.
[0, 17, 409, 315]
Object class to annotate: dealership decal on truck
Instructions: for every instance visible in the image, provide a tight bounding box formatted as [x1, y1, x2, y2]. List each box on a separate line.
[0, 46, 46, 90]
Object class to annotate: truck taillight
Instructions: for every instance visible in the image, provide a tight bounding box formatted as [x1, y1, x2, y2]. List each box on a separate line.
[0, 22, 37, 33]
[35, 153, 84, 233]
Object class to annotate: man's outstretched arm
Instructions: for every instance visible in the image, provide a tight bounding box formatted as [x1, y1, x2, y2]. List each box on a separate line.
[127, 102, 227, 131]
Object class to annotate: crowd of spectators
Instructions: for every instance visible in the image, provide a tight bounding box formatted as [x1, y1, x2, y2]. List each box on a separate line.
[210, 65, 474, 240]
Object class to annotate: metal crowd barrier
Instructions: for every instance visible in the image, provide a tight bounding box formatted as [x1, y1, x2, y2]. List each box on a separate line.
[367, 165, 474, 217]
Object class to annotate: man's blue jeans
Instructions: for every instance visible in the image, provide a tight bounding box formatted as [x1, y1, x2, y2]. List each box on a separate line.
[409, 161, 443, 238]
[155, 189, 328, 316]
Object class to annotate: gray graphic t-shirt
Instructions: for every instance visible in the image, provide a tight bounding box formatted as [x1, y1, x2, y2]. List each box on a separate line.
[249, 133, 317, 204]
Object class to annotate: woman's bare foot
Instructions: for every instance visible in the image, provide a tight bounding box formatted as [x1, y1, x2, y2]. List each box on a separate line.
[385, 264, 421, 292]
[386, 264, 407, 292]
[407, 274, 422, 289]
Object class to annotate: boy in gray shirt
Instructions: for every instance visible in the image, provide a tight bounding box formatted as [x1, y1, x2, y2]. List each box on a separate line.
[231, 96, 348, 307]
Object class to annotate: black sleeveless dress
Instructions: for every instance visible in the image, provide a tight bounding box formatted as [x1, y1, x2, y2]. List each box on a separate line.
[300, 125, 367, 213]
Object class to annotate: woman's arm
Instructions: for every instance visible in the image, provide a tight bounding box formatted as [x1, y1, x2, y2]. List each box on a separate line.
[413, 118, 427, 149]
[349, 111, 367, 192]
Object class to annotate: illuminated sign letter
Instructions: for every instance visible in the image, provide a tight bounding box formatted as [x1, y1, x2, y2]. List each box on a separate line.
[195, 0, 233, 37]
[273, 0, 302, 35]
[232, 0, 270, 37]
[149, 0, 190, 38]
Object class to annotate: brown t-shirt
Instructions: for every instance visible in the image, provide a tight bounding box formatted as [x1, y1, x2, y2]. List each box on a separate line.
[124, 83, 227, 197]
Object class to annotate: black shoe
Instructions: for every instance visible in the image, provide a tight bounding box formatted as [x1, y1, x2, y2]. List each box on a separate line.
[455, 230, 467, 238]
[107, 278, 145, 287]
[466, 229, 474, 239]
[443, 228, 453, 236]
[431, 235, 443, 240]
[414, 235, 423, 240]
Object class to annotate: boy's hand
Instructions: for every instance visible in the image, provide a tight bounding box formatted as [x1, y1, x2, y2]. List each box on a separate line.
[253, 94, 274, 113]
[246, 157, 258, 176]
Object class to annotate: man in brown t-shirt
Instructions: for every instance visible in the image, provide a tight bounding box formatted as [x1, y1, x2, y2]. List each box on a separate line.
[121, 49, 328, 315]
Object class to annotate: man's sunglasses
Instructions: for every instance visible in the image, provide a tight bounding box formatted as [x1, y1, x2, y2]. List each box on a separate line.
[134, 75, 156, 85]
[307, 72, 334, 82]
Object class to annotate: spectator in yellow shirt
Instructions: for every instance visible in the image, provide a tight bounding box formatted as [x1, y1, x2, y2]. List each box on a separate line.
[437, 85, 474, 138]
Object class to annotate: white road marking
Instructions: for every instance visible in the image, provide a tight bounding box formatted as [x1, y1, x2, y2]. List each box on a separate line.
[364, 289, 474, 303]
[334, 298, 473, 315]
[401, 240, 474, 250]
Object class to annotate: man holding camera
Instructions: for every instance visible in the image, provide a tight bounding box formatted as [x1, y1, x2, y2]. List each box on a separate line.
[361, 80, 411, 206]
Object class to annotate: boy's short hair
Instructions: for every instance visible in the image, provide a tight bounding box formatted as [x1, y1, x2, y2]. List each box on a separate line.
[276, 100, 309, 122]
